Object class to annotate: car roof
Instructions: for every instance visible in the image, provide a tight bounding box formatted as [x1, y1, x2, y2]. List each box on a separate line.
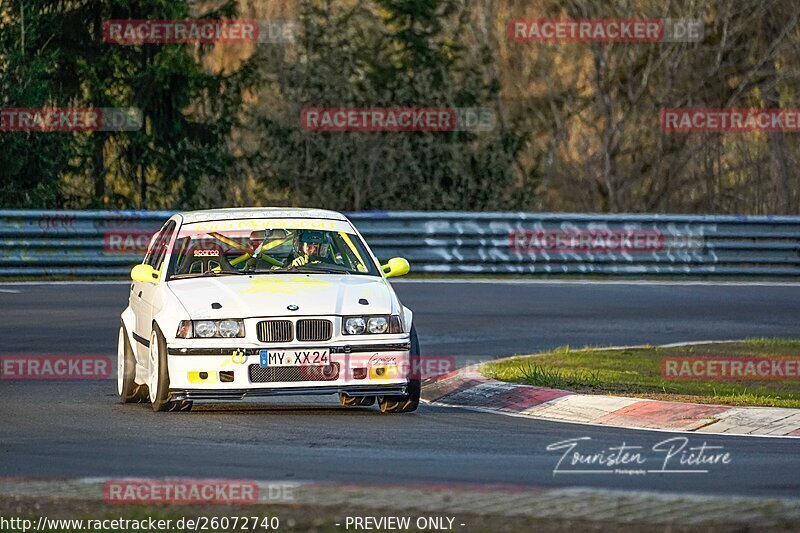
[177, 207, 349, 224]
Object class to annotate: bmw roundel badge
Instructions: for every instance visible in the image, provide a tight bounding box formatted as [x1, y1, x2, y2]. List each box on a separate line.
[287, 304, 299, 311]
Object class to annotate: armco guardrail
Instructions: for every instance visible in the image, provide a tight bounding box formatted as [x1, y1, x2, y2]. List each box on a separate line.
[0, 210, 799, 277]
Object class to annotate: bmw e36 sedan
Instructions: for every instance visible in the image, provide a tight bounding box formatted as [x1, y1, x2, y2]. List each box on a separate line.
[117, 208, 419, 413]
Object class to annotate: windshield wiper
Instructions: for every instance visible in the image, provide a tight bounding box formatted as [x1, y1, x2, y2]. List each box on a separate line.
[204, 270, 243, 276]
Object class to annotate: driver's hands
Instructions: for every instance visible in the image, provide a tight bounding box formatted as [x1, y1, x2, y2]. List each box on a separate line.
[290, 255, 309, 267]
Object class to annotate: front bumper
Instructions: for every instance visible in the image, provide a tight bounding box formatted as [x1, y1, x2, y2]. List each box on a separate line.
[165, 340, 412, 399]
[171, 384, 408, 401]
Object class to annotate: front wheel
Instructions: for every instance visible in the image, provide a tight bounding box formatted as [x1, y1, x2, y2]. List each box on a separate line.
[377, 326, 421, 414]
[148, 325, 192, 412]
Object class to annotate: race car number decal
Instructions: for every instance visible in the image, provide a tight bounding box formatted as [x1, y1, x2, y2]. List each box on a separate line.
[259, 349, 330, 367]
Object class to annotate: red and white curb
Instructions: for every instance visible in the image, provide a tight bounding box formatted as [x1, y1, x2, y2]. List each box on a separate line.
[422, 365, 800, 438]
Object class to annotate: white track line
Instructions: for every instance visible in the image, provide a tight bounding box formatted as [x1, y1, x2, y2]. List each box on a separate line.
[421, 399, 800, 440]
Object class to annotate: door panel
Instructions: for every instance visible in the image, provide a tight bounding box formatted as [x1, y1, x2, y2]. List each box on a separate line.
[133, 223, 170, 361]
[139, 221, 176, 373]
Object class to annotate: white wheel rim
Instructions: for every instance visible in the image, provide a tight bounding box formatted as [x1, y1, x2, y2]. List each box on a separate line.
[148, 331, 159, 403]
[117, 327, 125, 396]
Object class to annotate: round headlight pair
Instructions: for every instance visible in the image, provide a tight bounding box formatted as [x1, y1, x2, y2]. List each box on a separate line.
[344, 316, 389, 335]
[192, 319, 242, 338]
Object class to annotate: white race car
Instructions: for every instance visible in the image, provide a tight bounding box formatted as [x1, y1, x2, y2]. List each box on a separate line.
[117, 208, 419, 413]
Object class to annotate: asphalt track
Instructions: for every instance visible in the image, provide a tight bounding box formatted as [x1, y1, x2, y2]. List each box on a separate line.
[1, 281, 800, 498]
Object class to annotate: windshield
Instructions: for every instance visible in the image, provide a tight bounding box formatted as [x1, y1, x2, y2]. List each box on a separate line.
[165, 220, 379, 279]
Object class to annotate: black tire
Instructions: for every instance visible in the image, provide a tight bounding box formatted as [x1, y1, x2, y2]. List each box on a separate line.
[150, 324, 192, 413]
[339, 393, 376, 407]
[378, 326, 421, 414]
[118, 324, 148, 403]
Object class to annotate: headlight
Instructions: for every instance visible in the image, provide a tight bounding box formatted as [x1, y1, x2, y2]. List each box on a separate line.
[195, 320, 217, 338]
[176, 319, 245, 339]
[343, 315, 402, 335]
[367, 317, 388, 334]
[218, 319, 241, 338]
[344, 317, 366, 335]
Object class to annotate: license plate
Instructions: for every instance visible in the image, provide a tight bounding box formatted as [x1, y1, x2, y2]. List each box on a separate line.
[259, 349, 330, 367]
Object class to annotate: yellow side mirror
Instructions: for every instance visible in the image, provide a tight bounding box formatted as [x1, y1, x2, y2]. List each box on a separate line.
[382, 257, 410, 278]
[131, 264, 159, 284]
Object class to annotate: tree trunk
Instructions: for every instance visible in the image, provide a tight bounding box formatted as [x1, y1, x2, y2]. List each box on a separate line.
[762, 6, 792, 214]
[92, 137, 105, 207]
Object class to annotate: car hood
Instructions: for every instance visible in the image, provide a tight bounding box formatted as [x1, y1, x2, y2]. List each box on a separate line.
[167, 274, 396, 319]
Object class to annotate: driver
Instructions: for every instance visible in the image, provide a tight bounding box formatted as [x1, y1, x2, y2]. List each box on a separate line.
[289, 230, 332, 267]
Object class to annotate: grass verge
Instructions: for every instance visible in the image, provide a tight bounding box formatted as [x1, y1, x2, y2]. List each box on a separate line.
[481, 338, 800, 408]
